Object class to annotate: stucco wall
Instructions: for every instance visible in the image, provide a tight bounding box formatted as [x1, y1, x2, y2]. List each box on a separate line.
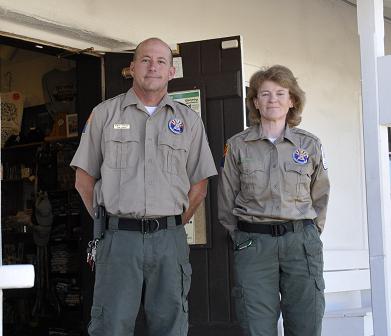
[1, 0, 391, 251]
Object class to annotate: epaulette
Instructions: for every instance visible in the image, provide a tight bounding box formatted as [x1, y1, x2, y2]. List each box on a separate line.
[291, 127, 320, 142]
[173, 100, 200, 119]
[175, 100, 191, 108]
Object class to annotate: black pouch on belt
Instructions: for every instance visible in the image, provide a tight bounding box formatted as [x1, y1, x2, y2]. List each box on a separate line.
[93, 205, 107, 239]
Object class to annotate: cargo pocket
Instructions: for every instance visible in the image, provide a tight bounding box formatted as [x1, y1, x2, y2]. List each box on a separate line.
[304, 239, 324, 278]
[231, 286, 248, 329]
[180, 262, 192, 312]
[88, 305, 104, 336]
[314, 277, 325, 329]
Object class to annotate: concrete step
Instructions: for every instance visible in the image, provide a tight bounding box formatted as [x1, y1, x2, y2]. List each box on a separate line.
[322, 307, 373, 336]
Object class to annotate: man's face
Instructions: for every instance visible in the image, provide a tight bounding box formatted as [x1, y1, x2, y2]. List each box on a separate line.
[130, 40, 175, 96]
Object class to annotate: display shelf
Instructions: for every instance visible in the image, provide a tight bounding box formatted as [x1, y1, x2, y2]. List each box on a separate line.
[1, 136, 80, 152]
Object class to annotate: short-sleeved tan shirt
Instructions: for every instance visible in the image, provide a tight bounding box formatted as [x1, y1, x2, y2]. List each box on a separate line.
[71, 89, 217, 217]
[218, 124, 330, 233]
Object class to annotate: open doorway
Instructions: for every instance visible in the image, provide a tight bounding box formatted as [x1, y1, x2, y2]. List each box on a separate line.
[1, 35, 101, 335]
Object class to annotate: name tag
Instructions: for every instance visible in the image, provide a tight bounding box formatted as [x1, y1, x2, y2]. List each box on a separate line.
[114, 123, 130, 130]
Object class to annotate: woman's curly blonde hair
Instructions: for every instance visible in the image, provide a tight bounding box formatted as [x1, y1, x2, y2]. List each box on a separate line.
[247, 65, 305, 127]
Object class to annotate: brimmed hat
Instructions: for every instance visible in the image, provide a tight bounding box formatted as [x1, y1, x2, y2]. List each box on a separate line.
[34, 191, 53, 246]
[35, 191, 53, 227]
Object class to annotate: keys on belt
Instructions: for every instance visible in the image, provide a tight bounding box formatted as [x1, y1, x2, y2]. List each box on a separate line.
[86, 239, 99, 271]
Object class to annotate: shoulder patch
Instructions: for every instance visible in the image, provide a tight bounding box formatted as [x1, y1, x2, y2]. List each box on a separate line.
[321, 145, 328, 170]
[224, 143, 229, 156]
[220, 143, 230, 167]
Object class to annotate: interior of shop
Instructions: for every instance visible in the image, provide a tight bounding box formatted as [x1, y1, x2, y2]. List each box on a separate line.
[1, 37, 99, 336]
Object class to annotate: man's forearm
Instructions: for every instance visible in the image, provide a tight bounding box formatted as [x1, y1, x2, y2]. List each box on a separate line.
[182, 179, 208, 224]
[75, 168, 96, 217]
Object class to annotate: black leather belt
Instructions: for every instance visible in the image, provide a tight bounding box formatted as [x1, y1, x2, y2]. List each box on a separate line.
[238, 219, 314, 237]
[108, 215, 182, 234]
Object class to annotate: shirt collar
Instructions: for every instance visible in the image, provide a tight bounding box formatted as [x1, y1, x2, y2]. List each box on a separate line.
[243, 124, 263, 141]
[283, 125, 299, 147]
[120, 88, 176, 113]
[244, 123, 299, 147]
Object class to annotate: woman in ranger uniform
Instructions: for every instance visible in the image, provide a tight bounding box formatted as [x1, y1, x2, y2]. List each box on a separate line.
[218, 65, 330, 336]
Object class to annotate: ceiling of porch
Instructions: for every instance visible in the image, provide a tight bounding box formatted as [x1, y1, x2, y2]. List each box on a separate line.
[345, 0, 391, 20]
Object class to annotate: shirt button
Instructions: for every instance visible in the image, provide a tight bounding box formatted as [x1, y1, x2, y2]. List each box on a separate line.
[272, 164, 277, 168]
[273, 184, 278, 189]
[276, 206, 280, 210]
[148, 181, 153, 185]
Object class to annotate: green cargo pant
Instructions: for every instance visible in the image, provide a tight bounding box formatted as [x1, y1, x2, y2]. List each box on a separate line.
[88, 222, 192, 336]
[232, 221, 325, 336]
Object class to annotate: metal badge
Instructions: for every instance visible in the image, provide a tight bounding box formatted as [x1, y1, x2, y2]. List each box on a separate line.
[168, 118, 184, 134]
[292, 148, 309, 164]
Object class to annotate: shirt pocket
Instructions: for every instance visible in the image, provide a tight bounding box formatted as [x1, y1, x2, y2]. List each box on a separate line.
[103, 128, 140, 169]
[284, 162, 312, 199]
[239, 160, 267, 199]
[158, 133, 190, 175]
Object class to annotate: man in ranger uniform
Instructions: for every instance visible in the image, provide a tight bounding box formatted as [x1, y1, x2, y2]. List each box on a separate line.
[71, 37, 217, 336]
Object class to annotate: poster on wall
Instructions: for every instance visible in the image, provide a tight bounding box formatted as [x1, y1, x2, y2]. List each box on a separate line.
[1, 91, 24, 147]
[168, 89, 201, 115]
[168, 89, 207, 245]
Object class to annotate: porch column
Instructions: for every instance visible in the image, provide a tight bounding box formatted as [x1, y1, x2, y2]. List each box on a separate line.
[357, 0, 391, 335]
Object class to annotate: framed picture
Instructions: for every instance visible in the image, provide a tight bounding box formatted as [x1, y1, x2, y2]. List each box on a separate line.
[66, 113, 78, 137]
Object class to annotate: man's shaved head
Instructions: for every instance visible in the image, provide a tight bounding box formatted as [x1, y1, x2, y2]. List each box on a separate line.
[133, 38, 173, 65]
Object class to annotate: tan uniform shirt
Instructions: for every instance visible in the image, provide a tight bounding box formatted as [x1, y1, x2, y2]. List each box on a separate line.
[71, 89, 217, 217]
[218, 124, 330, 233]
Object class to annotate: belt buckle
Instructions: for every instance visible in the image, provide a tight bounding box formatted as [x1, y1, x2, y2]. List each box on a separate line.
[271, 224, 286, 237]
[141, 219, 160, 234]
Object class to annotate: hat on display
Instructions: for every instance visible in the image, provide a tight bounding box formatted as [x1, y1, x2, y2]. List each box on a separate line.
[33, 191, 53, 246]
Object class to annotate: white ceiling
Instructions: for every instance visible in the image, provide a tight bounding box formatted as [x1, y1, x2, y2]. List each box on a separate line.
[346, 0, 391, 19]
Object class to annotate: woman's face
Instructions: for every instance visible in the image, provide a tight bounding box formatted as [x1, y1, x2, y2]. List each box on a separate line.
[253, 80, 293, 124]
